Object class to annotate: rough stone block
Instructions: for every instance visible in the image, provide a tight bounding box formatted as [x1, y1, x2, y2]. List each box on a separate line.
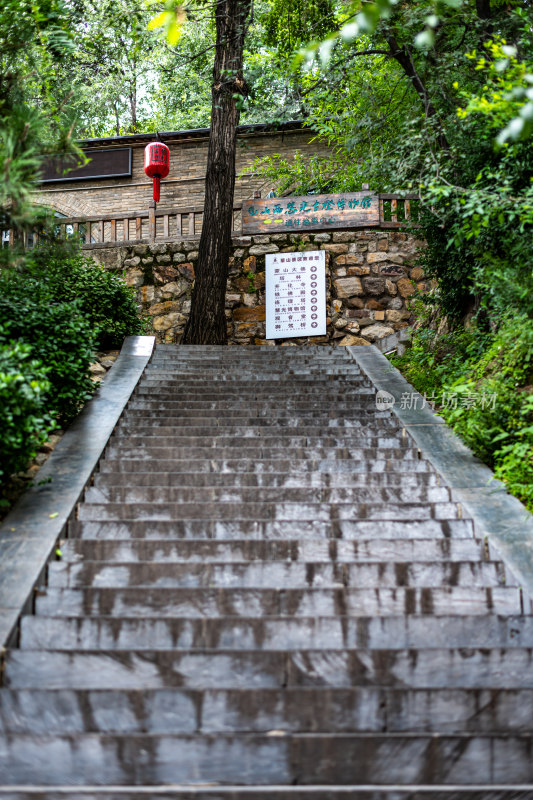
[334, 277, 363, 298]
[321, 243, 349, 254]
[336, 254, 364, 266]
[362, 323, 395, 341]
[338, 334, 371, 345]
[249, 244, 279, 256]
[363, 277, 385, 296]
[397, 277, 416, 298]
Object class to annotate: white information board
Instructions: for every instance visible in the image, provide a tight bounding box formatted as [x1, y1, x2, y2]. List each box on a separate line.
[265, 250, 326, 339]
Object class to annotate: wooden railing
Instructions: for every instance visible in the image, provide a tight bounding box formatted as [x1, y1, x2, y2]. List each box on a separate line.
[1, 194, 419, 250]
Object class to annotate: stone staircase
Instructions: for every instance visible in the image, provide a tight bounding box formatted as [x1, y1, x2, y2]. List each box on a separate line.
[1, 344, 532, 798]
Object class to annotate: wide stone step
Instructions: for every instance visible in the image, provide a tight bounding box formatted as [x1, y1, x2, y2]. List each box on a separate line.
[112, 425, 397, 440]
[97, 458, 432, 475]
[102, 446, 420, 462]
[127, 396, 382, 408]
[92, 470, 441, 489]
[83, 486, 451, 506]
[60, 537, 483, 564]
[111, 430, 405, 446]
[76, 501, 460, 522]
[20, 613, 531, 651]
[45, 560, 504, 590]
[107, 436, 411, 451]
[1, 787, 532, 800]
[2, 730, 527, 785]
[116, 414, 400, 427]
[2, 686, 532, 735]
[6, 648, 533, 690]
[134, 381, 372, 393]
[123, 409, 393, 423]
[34, 586, 520, 618]
[67, 518, 475, 541]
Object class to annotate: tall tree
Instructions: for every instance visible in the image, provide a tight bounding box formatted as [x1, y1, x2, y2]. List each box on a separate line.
[182, 0, 252, 344]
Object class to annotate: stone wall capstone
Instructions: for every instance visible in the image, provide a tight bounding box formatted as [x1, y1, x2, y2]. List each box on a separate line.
[89, 229, 428, 346]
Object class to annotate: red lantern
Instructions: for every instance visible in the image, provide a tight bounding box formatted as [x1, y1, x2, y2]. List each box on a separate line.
[144, 142, 170, 202]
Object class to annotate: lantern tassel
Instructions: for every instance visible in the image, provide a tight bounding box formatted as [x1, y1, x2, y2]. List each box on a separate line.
[153, 175, 161, 203]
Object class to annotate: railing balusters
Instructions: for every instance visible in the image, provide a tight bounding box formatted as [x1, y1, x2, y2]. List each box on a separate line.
[110, 219, 116, 242]
[188, 212, 195, 236]
[136, 217, 142, 240]
[176, 213, 182, 237]
[404, 199, 411, 222]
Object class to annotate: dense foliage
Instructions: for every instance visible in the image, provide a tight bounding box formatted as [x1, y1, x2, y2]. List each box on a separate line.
[391, 312, 533, 511]
[0, 268, 96, 425]
[0, 338, 53, 487]
[27, 244, 142, 349]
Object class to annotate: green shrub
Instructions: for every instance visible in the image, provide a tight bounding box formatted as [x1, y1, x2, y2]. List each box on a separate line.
[26, 242, 142, 349]
[0, 337, 54, 484]
[391, 313, 533, 511]
[0, 281, 96, 426]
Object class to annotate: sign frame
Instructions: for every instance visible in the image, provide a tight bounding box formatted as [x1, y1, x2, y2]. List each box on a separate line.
[242, 192, 379, 235]
[265, 250, 326, 340]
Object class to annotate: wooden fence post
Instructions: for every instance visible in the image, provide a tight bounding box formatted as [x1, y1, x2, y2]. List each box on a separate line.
[149, 201, 156, 242]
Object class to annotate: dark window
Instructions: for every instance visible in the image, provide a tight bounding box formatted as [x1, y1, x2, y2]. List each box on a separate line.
[39, 148, 132, 183]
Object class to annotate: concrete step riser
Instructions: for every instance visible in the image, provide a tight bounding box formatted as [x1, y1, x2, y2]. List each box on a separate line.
[34, 586, 521, 618]
[2, 687, 532, 735]
[97, 458, 431, 475]
[20, 613, 526, 651]
[92, 471, 441, 489]
[16, 615, 533, 650]
[83, 487, 451, 506]
[76, 501, 460, 523]
[67, 518, 475, 541]
[102, 447, 421, 462]
[1, 790, 532, 800]
[107, 437, 411, 451]
[6, 648, 533, 691]
[46, 560, 504, 590]
[59, 538, 485, 563]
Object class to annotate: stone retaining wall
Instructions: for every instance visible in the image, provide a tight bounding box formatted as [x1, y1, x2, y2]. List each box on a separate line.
[91, 229, 427, 346]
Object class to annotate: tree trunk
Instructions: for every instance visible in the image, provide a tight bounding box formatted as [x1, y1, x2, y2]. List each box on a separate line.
[181, 0, 251, 344]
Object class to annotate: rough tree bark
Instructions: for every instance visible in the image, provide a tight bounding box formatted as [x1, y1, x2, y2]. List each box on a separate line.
[182, 0, 251, 344]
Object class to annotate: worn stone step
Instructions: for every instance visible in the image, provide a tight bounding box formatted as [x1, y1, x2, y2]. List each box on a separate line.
[67, 518, 475, 541]
[2, 686, 533, 735]
[45, 560, 504, 590]
[137, 377, 369, 389]
[76, 501, 460, 523]
[6, 648, 533, 691]
[123, 409, 394, 423]
[107, 436, 410, 452]
[116, 414, 399, 428]
[127, 397, 383, 408]
[92, 470, 441, 489]
[1, 788, 533, 800]
[134, 382, 372, 394]
[34, 586, 520, 618]
[20, 613, 530, 651]
[2, 730, 527, 785]
[59, 537, 484, 564]
[112, 425, 397, 439]
[111, 430, 404, 446]
[83, 486, 451, 506]
[102, 446, 420, 462]
[97, 458, 432, 475]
